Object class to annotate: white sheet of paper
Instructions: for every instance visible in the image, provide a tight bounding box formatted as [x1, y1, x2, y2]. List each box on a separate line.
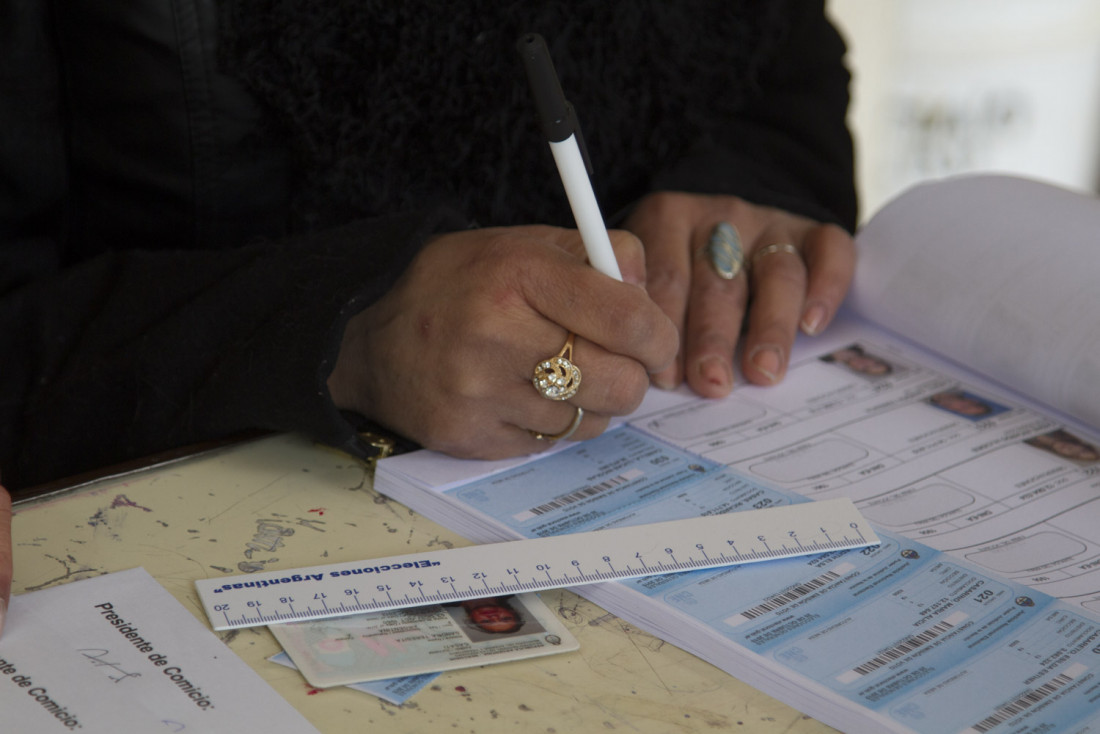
[0, 567, 318, 734]
[850, 174, 1100, 429]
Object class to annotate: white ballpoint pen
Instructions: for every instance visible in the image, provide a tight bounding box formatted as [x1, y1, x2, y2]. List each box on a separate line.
[517, 33, 623, 281]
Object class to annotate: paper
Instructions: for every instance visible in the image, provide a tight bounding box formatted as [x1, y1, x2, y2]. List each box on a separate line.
[270, 593, 577, 687]
[376, 323, 1100, 733]
[0, 568, 319, 733]
[638, 334, 1100, 610]
[850, 174, 1100, 429]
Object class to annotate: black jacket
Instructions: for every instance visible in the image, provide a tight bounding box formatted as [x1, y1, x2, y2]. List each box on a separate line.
[0, 0, 856, 489]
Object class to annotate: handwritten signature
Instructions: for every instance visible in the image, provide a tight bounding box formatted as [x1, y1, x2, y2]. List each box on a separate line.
[77, 648, 142, 683]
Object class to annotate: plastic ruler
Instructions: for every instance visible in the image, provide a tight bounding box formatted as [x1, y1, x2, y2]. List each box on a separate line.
[196, 498, 878, 631]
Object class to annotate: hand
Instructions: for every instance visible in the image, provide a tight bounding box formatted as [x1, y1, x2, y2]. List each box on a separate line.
[328, 225, 678, 460]
[625, 192, 855, 396]
[0, 480, 11, 637]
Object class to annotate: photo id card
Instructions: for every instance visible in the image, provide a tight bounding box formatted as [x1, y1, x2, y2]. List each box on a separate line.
[269, 593, 578, 687]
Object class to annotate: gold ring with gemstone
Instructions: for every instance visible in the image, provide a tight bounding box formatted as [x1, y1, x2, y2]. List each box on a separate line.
[533, 332, 581, 400]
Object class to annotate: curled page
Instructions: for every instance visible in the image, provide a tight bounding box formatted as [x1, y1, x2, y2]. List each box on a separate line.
[851, 174, 1100, 429]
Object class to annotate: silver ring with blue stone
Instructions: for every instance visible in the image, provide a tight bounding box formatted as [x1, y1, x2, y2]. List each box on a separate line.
[703, 222, 744, 280]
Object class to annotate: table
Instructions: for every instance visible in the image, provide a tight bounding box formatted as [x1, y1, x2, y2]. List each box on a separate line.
[12, 433, 836, 733]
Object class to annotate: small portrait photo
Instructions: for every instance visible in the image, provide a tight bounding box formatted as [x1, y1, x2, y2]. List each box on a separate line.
[819, 344, 897, 379]
[1024, 429, 1100, 464]
[926, 389, 1009, 421]
[443, 595, 545, 642]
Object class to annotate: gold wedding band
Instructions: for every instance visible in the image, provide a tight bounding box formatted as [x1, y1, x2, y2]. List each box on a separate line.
[702, 222, 744, 280]
[530, 405, 584, 442]
[533, 332, 582, 400]
[751, 243, 801, 267]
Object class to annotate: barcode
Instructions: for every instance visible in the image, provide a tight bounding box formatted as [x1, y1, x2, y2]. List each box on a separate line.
[836, 611, 968, 683]
[512, 469, 643, 522]
[964, 663, 1086, 734]
[725, 563, 855, 628]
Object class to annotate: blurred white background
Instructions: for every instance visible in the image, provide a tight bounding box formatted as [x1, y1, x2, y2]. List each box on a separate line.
[829, 0, 1100, 222]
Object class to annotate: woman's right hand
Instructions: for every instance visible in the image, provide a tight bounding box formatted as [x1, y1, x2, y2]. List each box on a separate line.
[327, 225, 679, 460]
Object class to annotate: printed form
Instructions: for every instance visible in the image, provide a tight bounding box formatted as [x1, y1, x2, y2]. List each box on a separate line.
[638, 332, 1100, 612]
[381, 321, 1100, 733]
[0, 568, 319, 733]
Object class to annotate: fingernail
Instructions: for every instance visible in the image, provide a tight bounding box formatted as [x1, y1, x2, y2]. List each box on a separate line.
[801, 303, 828, 335]
[748, 344, 784, 384]
[698, 355, 733, 390]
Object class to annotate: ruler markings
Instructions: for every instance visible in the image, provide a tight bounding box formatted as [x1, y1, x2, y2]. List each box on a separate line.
[197, 498, 879, 630]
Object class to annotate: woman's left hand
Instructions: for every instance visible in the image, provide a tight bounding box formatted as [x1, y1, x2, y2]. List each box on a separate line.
[625, 191, 855, 396]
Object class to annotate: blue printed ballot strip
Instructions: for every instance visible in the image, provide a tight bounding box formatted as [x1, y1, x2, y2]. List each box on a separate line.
[196, 499, 878, 631]
[406, 423, 1100, 734]
[379, 354, 1100, 734]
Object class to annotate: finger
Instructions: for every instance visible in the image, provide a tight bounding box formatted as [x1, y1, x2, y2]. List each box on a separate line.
[623, 198, 695, 388]
[682, 224, 750, 397]
[741, 236, 809, 385]
[431, 403, 610, 461]
[524, 330, 655, 417]
[800, 224, 856, 335]
[0, 481, 11, 637]
[522, 404, 610, 446]
[607, 229, 647, 287]
[438, 325, 638, 457]
[522, 238, 678, 375]
[544, 226, 648, 288]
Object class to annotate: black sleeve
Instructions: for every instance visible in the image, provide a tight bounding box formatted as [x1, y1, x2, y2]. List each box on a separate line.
[0, 211, 462, 490]
[652, 2, 858, 231]
[0, 0, 461, 489]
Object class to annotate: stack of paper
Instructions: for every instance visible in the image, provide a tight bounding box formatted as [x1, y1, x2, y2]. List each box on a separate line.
[375, 176, 1100, 733]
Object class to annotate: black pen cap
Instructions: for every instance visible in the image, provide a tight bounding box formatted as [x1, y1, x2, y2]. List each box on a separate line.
[517, 32, 577, 143]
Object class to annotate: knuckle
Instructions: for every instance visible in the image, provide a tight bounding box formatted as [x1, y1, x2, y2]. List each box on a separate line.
[646, 263, 688, 301]
[604, 299, 679, 371]
[754, 259, 806, 290]
[599, 362, 650, 414]
[720, 196, 756, 222]
[692, 328, 735, 355]
[476, 237, 529, 280]
[608, 228, 642, 249]
[614, 305, 652, 342]
[638, 191, 688, 217]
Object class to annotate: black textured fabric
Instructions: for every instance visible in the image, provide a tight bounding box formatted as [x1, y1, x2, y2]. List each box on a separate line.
[218, 0, 854, 232]
[0, 210, 458, 489]
[0, 0, 855, 489]
[222, 1, 773, 229]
